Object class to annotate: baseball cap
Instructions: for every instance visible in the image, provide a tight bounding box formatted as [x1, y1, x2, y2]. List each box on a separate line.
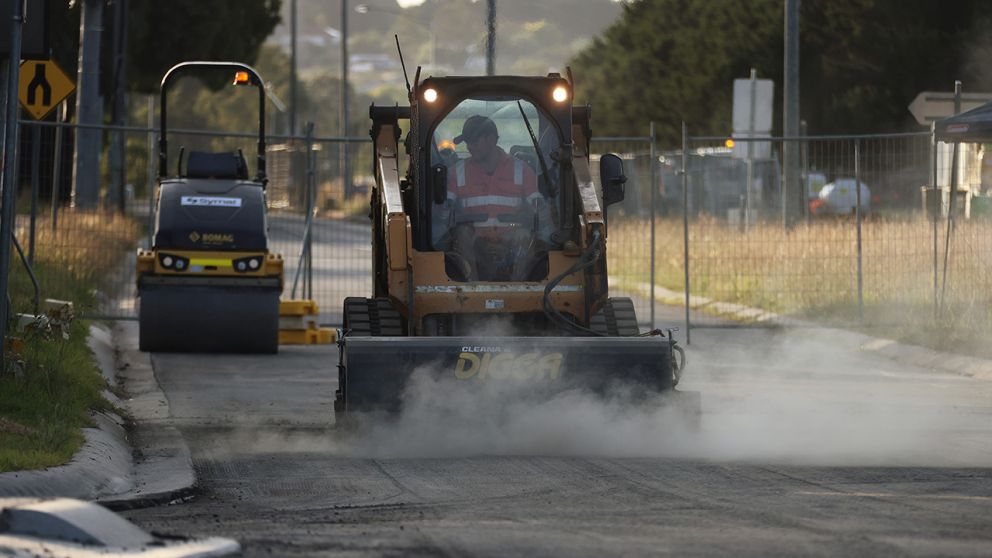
[453, 115, 498, 144]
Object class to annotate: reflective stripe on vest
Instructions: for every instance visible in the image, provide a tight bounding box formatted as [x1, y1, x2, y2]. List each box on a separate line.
[514, 158, 523, 186]
[461, 195, 523, 209]
[472, 217, 519, 229]
[455, 160, 466, 188]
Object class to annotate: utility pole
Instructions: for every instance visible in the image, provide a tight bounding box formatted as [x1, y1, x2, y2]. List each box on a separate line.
[289, 0, 297, 137]
[0, 0, 25, 370]
[340, 0, 351, 197]
[782, 0, 800, 227]
[72, 0, 104, 208]
[109, 0, 128, 213]
[485, 0, 496, 76]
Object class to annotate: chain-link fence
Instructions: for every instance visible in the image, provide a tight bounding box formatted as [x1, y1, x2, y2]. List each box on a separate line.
[8, 116, 667, 329]
[5, 116, 645, 328]
[590, 134, 658, 327]
[666, 128, 992, 340]
[10, 120, 149, 322]
[12, 116, 989, 343]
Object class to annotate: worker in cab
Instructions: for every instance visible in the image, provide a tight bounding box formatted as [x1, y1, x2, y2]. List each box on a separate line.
[434, 115, 553, 281]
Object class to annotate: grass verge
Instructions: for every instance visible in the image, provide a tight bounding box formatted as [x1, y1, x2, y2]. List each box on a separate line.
[0, 209, 139, 472]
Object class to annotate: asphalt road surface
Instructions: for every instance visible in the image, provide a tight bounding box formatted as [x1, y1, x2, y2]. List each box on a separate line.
[121, 319, 992, 557]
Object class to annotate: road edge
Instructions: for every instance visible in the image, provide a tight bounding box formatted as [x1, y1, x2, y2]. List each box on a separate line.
[98, 321, 198, 510]
[0, 325, 133, 500]
[624, 280, 992, 381]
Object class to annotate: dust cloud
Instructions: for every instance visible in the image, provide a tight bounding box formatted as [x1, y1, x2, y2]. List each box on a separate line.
[193, 324, 990, 468]
[337, 326, 990, 467]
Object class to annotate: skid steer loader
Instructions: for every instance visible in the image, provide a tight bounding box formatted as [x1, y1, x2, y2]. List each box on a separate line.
[336, 69, 698, 422]
[135, 62, 284, 353]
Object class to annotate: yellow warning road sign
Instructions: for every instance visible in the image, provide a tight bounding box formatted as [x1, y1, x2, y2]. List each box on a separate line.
[18, 59, 75, 120]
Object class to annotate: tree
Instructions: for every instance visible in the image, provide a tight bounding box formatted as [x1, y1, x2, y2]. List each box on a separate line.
[570, 0, 992, 143]
[126, 0, 282, 93]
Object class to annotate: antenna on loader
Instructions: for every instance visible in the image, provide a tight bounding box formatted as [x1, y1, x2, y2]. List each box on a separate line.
[395, 34, 412, 98]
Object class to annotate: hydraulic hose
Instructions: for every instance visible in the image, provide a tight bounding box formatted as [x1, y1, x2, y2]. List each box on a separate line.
[542, 229, 606, 337]
[542, 229, 687, 386]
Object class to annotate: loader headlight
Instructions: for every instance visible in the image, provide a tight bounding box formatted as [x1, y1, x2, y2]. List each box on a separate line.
[552, 86, 568, 103]
[423, 88, 438, 103]
[161, 255, 174, 268]
[236, 261, 247, 271]
[174, 258, 187, 270]
[249, 258, 260, 269]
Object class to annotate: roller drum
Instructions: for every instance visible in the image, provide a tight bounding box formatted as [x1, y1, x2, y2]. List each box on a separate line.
[138, 280, 279, 353]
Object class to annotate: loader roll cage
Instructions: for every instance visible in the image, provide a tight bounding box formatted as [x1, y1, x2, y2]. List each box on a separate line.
[407, 75, 580, 253]
[157, 61, 267, 182]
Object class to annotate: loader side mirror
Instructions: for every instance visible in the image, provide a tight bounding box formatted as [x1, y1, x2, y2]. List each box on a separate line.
[600, 153, 626, 207]
[431, 164, 448, 205]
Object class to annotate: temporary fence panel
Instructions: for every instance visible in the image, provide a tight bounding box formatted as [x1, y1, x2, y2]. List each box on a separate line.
[27, 118, 978, 341]
[591, 135, 661, 330]
[681, 131, 941, 333]
[11, 120, 148, 321]
[9, 118, 677, 333]
[933, 137, 992, 340]
[300, 135, 374, 327]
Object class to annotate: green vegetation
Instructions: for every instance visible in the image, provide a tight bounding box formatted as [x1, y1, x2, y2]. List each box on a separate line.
[571, 0, 992, 142]
[126, 0, 282, 93]
[48, 0, 283, 96]
[0, 211, 140, 472]
[1, 263, 112, 472]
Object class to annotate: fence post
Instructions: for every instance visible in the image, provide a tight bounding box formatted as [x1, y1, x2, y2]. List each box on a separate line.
[0, 0, 25, 370]
[681, 122, 691, 344]
[930, 123, 938, 320]
[51, 102, 66, 231]
[854, 138, 864, 323]
[305, 121, 315, 300]
[146, 95, 156, 249]
[939, 82, 963, 315]
[28, 123, 40, 265]
[940, 141, 959, 314]
[649, 121, 656, 330]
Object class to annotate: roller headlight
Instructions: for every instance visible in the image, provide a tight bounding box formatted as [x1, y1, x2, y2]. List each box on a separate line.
[423, 88, 438, 103]
[552, 86, 568, 103]
[159, 253, 189, 271]
[233, 256, 264, 273]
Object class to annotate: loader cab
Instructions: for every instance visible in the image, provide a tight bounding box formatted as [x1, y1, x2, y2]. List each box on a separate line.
[410, 75, 575, 282]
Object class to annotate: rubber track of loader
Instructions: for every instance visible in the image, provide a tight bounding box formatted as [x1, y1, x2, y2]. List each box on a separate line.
[343, 297, 404, 336]
[589, 297, 640, 336]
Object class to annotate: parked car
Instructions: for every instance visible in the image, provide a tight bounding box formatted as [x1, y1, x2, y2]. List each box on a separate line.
[810, 178, 870, 216]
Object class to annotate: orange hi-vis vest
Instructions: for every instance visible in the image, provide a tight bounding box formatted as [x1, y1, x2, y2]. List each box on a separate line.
[449, 149, 541, 239]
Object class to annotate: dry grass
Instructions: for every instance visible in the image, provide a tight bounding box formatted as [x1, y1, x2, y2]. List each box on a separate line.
[14, 209, 142, 287]
[608, 215, 992, 356]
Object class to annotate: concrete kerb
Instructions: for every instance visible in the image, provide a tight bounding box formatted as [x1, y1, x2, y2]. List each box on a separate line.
[99, 321, 196, 510]
[623, 280, 992, 381]
[0, 323, 196, 508]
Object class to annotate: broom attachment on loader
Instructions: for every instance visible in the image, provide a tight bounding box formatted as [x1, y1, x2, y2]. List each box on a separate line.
[336, 335, 682, 416]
